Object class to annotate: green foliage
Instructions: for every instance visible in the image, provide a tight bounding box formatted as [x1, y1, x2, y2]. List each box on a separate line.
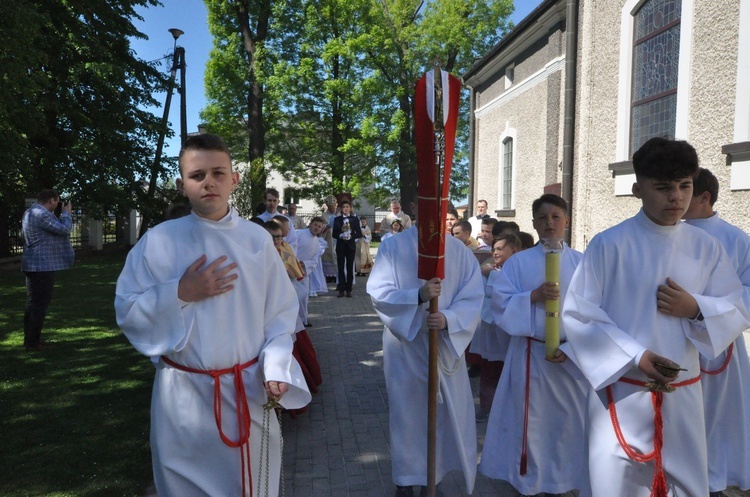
[0, 253, 153, 497]
[200, 0, 513, 212]
[0, 0, 169, 254]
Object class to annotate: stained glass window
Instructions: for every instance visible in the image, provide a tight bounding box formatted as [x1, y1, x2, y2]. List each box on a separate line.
[631, 0, 681, 153]
[502, 138, 513, 210]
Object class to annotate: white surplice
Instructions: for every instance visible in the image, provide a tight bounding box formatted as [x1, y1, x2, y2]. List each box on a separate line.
[562, 210, 749, 497]
[685, 212, 750, 491]
[366, 226, 484, 493]
[469, 269, 510, 362]
[478, 243, 591, 496]
[115, 209, 311, 497]
[297, 228, 327, 295]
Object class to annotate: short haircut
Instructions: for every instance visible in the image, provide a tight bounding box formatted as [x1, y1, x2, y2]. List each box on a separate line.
[453, 220, 472, 233]
[340, 200, 351, 207]
[178, 133, 231, 166]
[481, 217, 498, 228]
[692, 167, 719, 206]
[309, 216, 325, 225]
[249, 216, 264, 226]
[273, 215, 289, 226]
[532, 194, 568, 217]
[493, 233, 522, 252]
[446, 207, 459, 218]
[265, 188, 280, 199]
[477, 199, 488, 206]
[391, 200, 401, 206]
[38, 189, 60, 203]
[255, 202, 266, 215]
[493, 220, 520, 236]
[264, 220, 282, 232]
[518, 231, 536, 249]
[632, 137, 699, 181]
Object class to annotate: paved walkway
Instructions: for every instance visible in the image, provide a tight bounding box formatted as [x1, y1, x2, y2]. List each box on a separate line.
[280, 274, 556, 497]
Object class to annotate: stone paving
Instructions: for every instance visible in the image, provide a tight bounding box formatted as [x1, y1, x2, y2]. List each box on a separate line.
[280, 274, 563, 497]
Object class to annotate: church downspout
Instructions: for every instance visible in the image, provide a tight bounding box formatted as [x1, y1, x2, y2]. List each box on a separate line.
[467, 84, 476, 218]
[562, 0, 578, 245]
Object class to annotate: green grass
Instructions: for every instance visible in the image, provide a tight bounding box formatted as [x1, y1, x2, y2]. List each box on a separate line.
[0, 251, 154, 497]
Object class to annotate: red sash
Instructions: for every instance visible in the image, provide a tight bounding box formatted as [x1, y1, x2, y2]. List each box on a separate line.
[161, 355, 259, 497]
[606, 374, 701, 497]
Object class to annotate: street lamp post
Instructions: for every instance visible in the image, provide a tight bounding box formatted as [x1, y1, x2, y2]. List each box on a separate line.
[140, 28, 187, 238]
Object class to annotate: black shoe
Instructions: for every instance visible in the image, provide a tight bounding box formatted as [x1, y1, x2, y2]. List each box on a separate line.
[337, 291, 345, 298]
[346, 291, 352, 298]
[709, 492, 728, 497]
[395, 486, 413, 497]
[305, 322, 312, 327]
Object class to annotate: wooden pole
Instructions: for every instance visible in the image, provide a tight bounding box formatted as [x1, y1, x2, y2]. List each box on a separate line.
[426, 295, 439, 497]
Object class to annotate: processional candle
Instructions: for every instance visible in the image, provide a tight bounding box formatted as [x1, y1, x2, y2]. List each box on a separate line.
[543, 238, 564, 359]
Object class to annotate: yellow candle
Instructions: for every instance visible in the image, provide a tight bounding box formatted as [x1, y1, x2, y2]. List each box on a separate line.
[545, 251, 561, 358]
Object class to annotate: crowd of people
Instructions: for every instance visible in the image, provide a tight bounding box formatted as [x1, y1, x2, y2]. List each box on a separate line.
[24, 132, 749, 497]
[366, 137, 750, 497]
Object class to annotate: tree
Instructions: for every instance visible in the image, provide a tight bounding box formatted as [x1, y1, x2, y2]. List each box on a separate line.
[0, 0, 168, 255]
[203, 0, 278, 210]
[351, 0, 513, 209]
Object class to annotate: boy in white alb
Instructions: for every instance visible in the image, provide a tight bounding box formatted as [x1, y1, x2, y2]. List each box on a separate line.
[478, 194, 590, 496]
[115, 134, 310, 497]
[682, 167, 750, 496]
[562, 138, 749, 497]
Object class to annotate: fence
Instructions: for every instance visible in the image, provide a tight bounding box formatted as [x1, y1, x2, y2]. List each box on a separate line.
[5, 210, 130, 258]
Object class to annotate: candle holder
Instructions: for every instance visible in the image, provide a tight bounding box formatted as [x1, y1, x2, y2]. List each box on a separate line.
[542, 238, 564, 359]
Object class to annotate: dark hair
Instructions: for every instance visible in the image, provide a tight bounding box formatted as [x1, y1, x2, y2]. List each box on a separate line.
[446, 207, 459, 218]
[492, 233, 522, 253]
[310, 216, 325, 225]
[493, 220, 520, 236]
[339, 200, 351, 207]
[692, 167, 719, 206]
[453, 220, 472, 233]
[255, 202, 266, 215]
[532, 194, 568, 217]
[518, 231, 535, 249]
[264, 220, 282, 232]
[632, 137, 699, 181]
[165, 203, 192, 220]
[249, 216, 264, 226]
[38, 189, 59, 204]
[481, 217, 498, 228]
[265, 188, 280, 199]
[178, 133, 231, 162]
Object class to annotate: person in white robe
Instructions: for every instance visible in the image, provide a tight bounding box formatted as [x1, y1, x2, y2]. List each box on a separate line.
[470, 234, 522, 417]
[478, 194, 591, 497]
[115, 134, 311, 497]
[355, 217, 374, 275]
[562, 138, 749, 497]
[259, 188, 298, 252]
[366, 225, 484, 497]
[683, 167, 750, 495]
[321, 196, 338, 280]
[297, 217, 328, 298]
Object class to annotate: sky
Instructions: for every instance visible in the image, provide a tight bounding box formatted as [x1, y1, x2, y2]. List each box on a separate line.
[130, 0, 544, 156]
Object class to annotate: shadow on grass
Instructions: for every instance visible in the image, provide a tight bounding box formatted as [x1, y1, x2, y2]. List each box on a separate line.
[0, 251, 155, 497]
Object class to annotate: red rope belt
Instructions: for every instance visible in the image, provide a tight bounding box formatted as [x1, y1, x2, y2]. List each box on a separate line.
[606, 374, 701, 497]
[519, 336, 561, 475]
[161, 355, 259, 497]
[700, 342, 734, 375]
